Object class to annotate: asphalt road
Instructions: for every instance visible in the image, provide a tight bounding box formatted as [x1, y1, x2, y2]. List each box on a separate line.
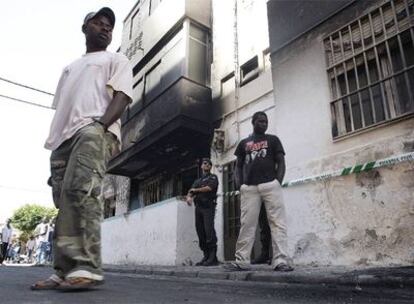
[1, 265, 413, 304]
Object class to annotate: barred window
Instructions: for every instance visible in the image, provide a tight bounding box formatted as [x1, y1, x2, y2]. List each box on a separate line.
[140, 176, 162, 206]
[324, 0, 414, 138]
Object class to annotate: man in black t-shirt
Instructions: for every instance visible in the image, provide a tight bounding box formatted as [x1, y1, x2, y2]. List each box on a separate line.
[186, 158, 219, 266]
[227, 111, 293, 272]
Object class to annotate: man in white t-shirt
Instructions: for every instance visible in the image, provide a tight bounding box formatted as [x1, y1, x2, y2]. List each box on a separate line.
[31, 7, 133, 291]
[34, 217, 49, 265]
[26, 236, 36, 263]
[45, 218, 55, 263]
[1, 219, 13, 264]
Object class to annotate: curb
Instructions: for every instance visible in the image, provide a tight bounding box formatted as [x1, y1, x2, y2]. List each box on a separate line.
[103, 265, 414, 289]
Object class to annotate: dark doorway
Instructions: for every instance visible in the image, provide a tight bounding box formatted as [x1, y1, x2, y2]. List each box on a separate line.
[222, 161, 240, 260]
[222, 161, 264, 261]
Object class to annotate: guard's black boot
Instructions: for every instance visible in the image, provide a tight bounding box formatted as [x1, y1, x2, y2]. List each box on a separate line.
[195, 250, 208, 266]
[202, 247, 218, 266]
[251, 251, 270, 265]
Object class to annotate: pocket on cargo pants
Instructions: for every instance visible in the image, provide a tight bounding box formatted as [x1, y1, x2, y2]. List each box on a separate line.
[59, 125, 107, 237]
[71, 153, 104, 199]
[50, 159, 67, 209]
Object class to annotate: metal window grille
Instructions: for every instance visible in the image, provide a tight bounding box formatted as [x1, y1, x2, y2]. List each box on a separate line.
[222, 161, 240, 260]
[324, 0, 414, 138]
[141, 176, 162, 206]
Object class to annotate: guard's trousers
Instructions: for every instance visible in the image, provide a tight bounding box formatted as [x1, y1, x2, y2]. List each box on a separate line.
[195, 205, 217, 252]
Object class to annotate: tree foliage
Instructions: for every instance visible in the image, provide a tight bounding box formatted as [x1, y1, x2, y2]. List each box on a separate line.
[11, 204, 57, 235]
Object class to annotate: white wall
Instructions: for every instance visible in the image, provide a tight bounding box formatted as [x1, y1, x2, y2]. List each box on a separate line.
[270, 22, 414, 265]
[283, 158, 414, 266]
[102, 197, 201, 265]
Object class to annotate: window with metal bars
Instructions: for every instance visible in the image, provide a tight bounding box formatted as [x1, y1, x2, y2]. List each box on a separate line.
[324, 0, 414, 138]
[141, 177, 162, 206]
[130, 167, 198, 208]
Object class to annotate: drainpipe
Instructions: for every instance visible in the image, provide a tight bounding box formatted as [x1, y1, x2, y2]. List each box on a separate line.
[233, 0, 241, 142]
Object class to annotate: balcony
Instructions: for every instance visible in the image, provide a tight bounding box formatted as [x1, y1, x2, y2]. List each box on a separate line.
[107, 77, 212, 178]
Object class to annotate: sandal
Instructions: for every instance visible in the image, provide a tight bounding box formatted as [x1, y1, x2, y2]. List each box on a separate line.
[274, 263, 294, 272]
[30, 275, 63, 290]
[223, 262, 250, 271]
[57, 277, 104, 291]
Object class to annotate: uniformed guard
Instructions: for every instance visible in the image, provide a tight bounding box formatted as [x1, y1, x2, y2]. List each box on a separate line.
[186, 158, 219, 266]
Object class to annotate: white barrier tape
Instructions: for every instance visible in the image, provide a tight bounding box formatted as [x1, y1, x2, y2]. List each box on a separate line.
[218, 151, 414, 196]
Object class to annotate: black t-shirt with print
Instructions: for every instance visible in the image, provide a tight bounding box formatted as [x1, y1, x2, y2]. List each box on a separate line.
[191, 173, 219, 208]
[234, 134, 285, 186]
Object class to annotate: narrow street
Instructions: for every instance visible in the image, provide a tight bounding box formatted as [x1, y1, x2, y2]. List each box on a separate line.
[1, 266, 413, 304]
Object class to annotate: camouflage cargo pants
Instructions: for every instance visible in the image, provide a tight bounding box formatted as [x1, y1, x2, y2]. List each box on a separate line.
[49, 122, 117, 281]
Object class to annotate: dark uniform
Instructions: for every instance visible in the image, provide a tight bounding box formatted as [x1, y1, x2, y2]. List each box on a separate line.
[191, 173, 219, 259]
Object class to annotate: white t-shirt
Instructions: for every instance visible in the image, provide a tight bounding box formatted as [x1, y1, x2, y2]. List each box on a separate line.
[45, 51, 133, 151]
[27, 239, 36, 251]
[36, 223, 49, 243]
[1, 226, 12, 243]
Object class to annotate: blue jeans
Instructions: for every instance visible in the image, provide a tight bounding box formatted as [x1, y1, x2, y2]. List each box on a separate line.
[37, 242, 49, 264]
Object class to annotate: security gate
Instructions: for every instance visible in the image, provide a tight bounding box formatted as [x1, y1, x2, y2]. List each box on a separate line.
[222, 161, 240, 260]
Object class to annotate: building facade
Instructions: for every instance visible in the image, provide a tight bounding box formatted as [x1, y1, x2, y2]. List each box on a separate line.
[101, 0, 273, 265]
[102, 0, 414, 266]
[267, 0, 414, 265]
[102, 0, 214, 265]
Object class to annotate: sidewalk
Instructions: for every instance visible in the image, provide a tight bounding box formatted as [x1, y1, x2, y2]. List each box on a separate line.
[104, 263, 414, 289]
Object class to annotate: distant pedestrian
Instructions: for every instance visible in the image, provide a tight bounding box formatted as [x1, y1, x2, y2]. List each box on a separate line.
[45, 218, 55, 263]
[226, 111, 294, 272]
[31, 7, 132, 291]
[186, 158, 219, 266]
[12, 241, 22, 263]
[6, 242, 15, 262]
[26, 236, 36, 263]
[34, 217, 49, 265]
[0, 219, 13, 265]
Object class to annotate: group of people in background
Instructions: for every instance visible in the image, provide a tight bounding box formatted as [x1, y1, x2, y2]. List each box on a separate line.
[0, 217, 55, 266]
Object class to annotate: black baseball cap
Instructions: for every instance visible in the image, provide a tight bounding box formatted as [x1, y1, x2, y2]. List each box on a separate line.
[84, 7, 115, 27]
[202, 158, 212, 166]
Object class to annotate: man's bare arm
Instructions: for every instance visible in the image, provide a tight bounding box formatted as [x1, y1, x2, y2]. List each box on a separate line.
[98, 91, 131, 129]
